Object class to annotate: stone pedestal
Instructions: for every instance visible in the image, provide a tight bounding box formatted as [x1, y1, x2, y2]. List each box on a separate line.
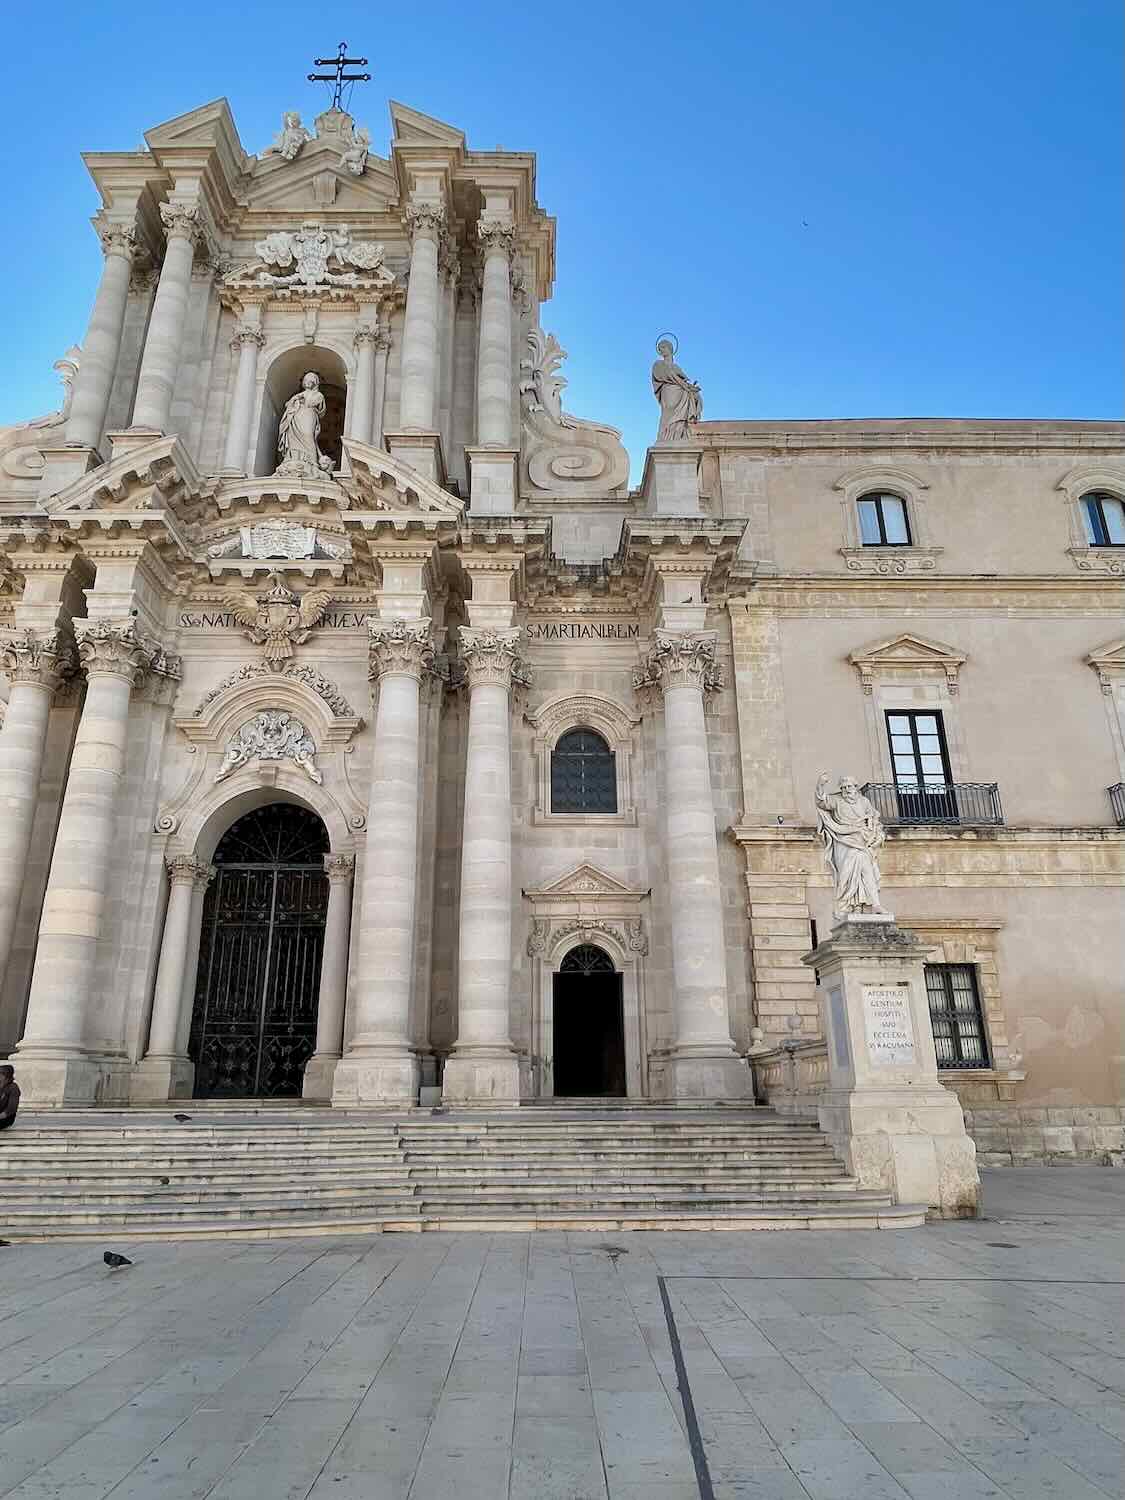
[37, 446, 100, 501]
[384, 431, 445, 487]
[466, 447, 518, 515]
[804, 918, 980, 1217]
[641, 444, 704, 516]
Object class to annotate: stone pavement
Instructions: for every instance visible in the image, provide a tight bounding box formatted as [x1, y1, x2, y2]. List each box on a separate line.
[0, 1167, 1122, 1500]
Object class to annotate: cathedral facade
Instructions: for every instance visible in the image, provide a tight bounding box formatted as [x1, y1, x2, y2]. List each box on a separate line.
[0, 94, 1122, 1161]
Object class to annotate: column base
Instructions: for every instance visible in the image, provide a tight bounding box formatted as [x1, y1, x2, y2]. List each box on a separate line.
[302, 1053, 340, 1102]
[331, 1050, 420, 1107]
[656, 1048, 752, 1103]
[130, 1055, 195, 1103]
[465, 447, 518, 515]
[11, 1052, 105, 1108]
[384, 430, 446, 487]
[818, 1087, 980, 1218]
[441, 1048, 521, 1107]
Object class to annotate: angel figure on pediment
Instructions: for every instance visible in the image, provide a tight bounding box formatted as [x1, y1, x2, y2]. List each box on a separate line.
[341, 124, 371, 176]
[264, 111, 310, 161]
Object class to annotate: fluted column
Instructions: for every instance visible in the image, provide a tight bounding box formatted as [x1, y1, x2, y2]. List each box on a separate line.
[64, 220, 137, 450]
[442, 627, 527, 1105]
[641, 629, 748, 1100]
[475, 220, 514, 446]
[0, 630, 70, 989]
[221, 322, 265, 473]
[132, 856, 213, 1101]
[332, 620, 434, 1106]
[130, 202, 201, 432]
[372, 330, 391, 449]
[16, 621, 152, 1106]
[348, 323, 378, 445]
[303, 852, 355, 1100]
[398, 204, 445, 431]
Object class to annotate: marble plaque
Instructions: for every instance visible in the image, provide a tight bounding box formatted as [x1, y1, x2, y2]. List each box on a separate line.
[862, 984, 916, 1066]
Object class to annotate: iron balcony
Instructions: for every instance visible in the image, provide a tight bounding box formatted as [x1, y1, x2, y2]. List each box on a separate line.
[861, 781, 1004, 827]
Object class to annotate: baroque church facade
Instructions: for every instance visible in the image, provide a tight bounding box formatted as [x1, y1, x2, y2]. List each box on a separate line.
[0, 93, 1123, 1161]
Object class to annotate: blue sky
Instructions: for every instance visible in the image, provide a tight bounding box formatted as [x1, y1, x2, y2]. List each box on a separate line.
[2, 0, 1120, 477]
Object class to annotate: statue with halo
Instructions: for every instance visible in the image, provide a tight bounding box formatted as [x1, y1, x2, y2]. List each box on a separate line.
[815, 772, 888, 920]
[651, 334, 703, 442]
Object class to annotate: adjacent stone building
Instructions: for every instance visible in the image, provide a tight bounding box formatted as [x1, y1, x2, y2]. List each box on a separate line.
[1, 92, 1122, 1163]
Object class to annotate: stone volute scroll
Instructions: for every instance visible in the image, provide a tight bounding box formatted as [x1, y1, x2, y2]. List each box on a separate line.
[519, 327, 630, 497]
[214, 710, 322, 784]
[815, 772, 888, 922]
[651, 335, 703, 443]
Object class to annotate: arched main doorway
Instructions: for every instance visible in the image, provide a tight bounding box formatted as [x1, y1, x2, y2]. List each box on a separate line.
[552, 944, 626, 1097]
[188, 804, 329, 1098]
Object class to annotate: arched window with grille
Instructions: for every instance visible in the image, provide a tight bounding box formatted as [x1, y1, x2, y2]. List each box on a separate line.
[550, 728, 617, 814]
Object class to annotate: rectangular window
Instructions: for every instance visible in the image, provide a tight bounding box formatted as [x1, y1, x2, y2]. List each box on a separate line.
[885, 710, 956, 821]
[925, 963, 990, 1068]
[858, 494, 911, 546]
[1082, 493, 1125, 546]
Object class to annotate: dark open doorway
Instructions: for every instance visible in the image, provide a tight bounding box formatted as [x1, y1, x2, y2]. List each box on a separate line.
[552, 944, 626, 1097]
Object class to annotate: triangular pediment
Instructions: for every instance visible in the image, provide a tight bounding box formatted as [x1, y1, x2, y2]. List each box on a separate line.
[243, 143, 398, 214]
[526, 864, 643, 900]
[849, 632, 967, 672]
[1088, 638, 1125, 678]
[144, 98, 240, 151]
[389, 101, 465, 147]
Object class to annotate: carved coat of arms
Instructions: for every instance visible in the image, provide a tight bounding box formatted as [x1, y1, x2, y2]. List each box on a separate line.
[226, 222, 393, 292]
[229, 573, 333, 665]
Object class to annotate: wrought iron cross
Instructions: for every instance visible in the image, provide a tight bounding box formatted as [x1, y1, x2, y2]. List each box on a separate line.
[308, 42, 371, 110]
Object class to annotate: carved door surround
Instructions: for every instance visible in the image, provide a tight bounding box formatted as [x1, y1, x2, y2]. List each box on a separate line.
[523, 863, 650, 1099]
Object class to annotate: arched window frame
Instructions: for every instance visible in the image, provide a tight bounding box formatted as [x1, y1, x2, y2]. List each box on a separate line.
[833, 466, 943, 575]
[1058, 467, 1125, 576]
[526, 692, 639, 826]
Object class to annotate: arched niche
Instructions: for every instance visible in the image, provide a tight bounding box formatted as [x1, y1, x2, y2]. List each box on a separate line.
[254, 345, 349, 478]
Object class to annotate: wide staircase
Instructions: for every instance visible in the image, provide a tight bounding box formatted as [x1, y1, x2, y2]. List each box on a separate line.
[0, 1106, 925, 1239]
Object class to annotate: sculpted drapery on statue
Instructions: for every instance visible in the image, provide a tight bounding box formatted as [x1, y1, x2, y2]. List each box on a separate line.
[815, 773, 888, 920]
[276, 373, 335, 478]
[651, 337, 703, 442]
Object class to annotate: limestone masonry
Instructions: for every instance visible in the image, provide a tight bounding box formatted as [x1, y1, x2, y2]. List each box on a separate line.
[0, 91, 1122, 1180]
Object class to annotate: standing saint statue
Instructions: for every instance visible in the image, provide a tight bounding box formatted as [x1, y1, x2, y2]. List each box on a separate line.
[651, 337, 703, 442]
[275, 372, 335, 478]
[815, 773, 888, 920]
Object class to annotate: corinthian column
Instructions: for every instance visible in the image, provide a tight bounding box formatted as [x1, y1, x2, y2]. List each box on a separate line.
[475, 220, 514, 446]
[130, 202, 201, 432]
[65, 219, 137, 450]
[221, 322, 265, 473]
[442, 627, 527, 1105]
[641, 628, 748, 1100]
[372, 330, 391, 449]
[332, 620, 434, 1106]
[398, 204, 446, 431]
[132, 856, 213, 1102]
[0, 630, 70, 990]
[303, 852, 355, 1100]
[348, 322, 378, 445]
[16, 621, 152, 1106]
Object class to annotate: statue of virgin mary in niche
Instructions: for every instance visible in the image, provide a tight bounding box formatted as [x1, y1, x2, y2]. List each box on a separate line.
[275, 372, 335, 478]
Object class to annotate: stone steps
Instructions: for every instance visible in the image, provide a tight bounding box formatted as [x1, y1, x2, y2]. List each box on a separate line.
[0, 1108, 922, 1238]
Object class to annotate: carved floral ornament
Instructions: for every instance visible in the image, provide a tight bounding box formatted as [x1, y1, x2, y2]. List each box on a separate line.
[0, 628, 75, 689]
[368, 618, 436, 681]
[74, 620, 155, 684]
[459, 627, 533, 693]
[404, 203, 447, 241]
[224, 222, 393, 295]
[194, 662, 357, 719]
[633, 629, 725, 696]
[215, 709, 321, 785]
[526, 916, 648, 960]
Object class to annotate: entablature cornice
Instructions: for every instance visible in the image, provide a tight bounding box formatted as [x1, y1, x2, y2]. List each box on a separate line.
[727, 573, 1125, 613]
[696, 421, 1125, 455]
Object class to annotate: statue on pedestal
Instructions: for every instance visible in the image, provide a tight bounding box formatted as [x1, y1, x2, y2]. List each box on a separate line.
[276, 372, 335, 478]
[815, 773, 887, 920]
[651, 336, 703, 442]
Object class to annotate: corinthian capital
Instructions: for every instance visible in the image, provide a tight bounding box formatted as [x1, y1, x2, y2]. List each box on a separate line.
[460, 626, 531, 693]
[637, 629, 724, 695]
[94, 216, 138, 260]
[166, 854, 213, 888]
[353, 322, 380, 349]
[476, 218, 515, 259]
[159, 201, 202, 245]
[323, 852, 356, 884]
[74, 620, 153, 685]
[368, 618, 435, 681]
[231, 322, 266, 352]
[404, 202, 447, 243]
[0, 628, 73, 690]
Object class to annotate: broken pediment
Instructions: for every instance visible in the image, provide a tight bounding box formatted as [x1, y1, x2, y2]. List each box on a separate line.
[848, 631, 967, 692]
[42, 434, 201, 521]
[389, 101, 465, 148]
[343, 440, 463, 517]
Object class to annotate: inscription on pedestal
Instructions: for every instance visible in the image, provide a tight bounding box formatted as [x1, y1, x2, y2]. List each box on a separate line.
[862, 984, 916, 1066]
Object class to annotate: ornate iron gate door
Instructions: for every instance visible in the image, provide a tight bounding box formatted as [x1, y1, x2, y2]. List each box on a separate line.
[189, 805, 329, 1097]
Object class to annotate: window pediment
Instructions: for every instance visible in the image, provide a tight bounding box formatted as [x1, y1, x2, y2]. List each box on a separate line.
[849, 632, 967, 694]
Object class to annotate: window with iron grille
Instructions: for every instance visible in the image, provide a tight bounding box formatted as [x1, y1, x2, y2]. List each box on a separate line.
[1080, 491, 1125, 546]
[925, 964, 990, 1068]
[550, 728, 617, 813]
[857, 492, 911, 546]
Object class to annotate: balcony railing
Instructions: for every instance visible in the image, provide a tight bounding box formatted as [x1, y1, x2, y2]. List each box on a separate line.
[861, 781, 1004, 827]
[1111, 783, 1125, 827]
